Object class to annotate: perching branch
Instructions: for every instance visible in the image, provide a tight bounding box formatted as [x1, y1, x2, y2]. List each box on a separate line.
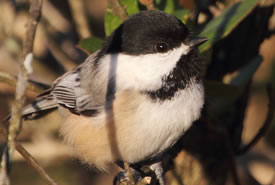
[108, 0, 128, 21]
[68, 0, 92, 39]
[124, 162, 135, 185]
[115, 162, 151, 185]
[8, 0, 43, 154]
[237, 84, 275, 155]
[136, 177, 151, 185]
[15, 143, 59, 185]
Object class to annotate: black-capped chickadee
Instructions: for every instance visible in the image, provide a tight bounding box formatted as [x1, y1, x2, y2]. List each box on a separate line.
[7, 10, 207, 185]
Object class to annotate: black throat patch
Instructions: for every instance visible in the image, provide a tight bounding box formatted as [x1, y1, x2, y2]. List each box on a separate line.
[145, 49, 201, 101]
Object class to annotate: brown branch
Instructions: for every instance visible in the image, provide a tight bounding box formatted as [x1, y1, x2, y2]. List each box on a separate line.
[222, 131, 241, 185]
[272, 174, 275, 185]
[139, 0, 155, 10]
[0, 72, 44, 93]
[47, 36, 77, 71]
[39, 19, 77, 72]
[209, 5, 222, 17]
[0, 150, 9, 185]
[108, 0, 128, 21]
[15, 143, 59, 185]
[42, 0, 72, 33]
[115, 163, 151, 185]
[207, 123, 241, 185]
[170, 167, 184, 185]
[237, 85, 275, 155]
[8, 0, 43, 154]
[68, 0, 92, 39]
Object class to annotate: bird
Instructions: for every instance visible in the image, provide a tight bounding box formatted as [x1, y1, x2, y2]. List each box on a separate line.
[4, 10, 207, 185]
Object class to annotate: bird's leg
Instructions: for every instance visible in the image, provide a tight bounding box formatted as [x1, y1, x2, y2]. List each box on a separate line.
[149, 161, 165, 185]
[125, 161, 144, 183]
[114, 162, 142, 185]
[113, 171, 128, 185]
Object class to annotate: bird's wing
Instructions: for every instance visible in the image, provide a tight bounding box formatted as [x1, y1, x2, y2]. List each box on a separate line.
[51, 51, 112, 115]
[22, 51, 112, 119]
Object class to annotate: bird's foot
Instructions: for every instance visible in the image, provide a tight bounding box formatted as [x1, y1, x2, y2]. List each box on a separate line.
[114, 167, 143, 185]
[115, 161, 163, 185]
[149, 162, 165, 185]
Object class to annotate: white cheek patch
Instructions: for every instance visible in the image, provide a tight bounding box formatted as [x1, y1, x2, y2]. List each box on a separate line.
[99, 43, 191, 91]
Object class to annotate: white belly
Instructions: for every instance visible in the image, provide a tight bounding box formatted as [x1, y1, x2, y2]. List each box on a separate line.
[60, 81, 204, 169]
[119, 82, 204, 163]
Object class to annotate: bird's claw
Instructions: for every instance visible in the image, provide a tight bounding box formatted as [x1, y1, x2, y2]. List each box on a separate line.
[114, 168, 142, 185]
[149, 162, 165, 185]
[114, 162, 165, 185]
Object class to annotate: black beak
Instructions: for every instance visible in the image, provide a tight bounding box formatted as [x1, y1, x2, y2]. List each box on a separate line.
[189, 37, 208, 47]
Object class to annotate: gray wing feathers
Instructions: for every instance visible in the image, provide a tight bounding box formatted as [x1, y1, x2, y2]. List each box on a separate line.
[51, 72, 78, 108]
[21, 95, 58, 119]
[52, 85, 76, 108]
[50, 51, 110, 114]
[2, 51, 110, 122]
[1, 96, 58, 123]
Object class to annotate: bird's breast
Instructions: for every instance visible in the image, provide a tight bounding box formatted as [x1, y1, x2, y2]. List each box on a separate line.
[118, 81, 204, 162]
[60, 81, 204, 169]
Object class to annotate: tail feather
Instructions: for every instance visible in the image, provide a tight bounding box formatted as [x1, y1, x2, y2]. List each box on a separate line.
[22, 96, 58, 118]
[1, 95, 58, 124]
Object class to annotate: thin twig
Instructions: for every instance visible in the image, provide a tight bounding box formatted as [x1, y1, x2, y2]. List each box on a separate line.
[68, 0, 92, 39]
[170, 167, 184, 185]
[15, 143, 59, 185]
[272, 174, 275, 185]
[42, 0, 71, 33]
[237, 85, 275, 155]
[0, 149, 9, 185]
[108, 0, 128, 21]
[209, 5, 222, 17]
[207, 124, 241, 185]
[39, 20, 78, 72]
[222, 131, 241, 185]
[47, 36, 77, 71]
[8, 0, 43, 155]
[0, 72, 44, 93]
[139, 0, 154, 10]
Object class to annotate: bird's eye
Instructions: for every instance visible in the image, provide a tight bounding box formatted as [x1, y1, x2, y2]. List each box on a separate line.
[155, 42, 168, 53]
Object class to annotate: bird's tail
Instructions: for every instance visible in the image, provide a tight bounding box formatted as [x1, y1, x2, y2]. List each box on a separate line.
[1, 95, 58, 124]
[0, 95, 59, 162]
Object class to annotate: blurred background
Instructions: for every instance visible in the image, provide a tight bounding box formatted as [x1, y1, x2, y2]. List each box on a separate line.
[0, 0, 274, 185]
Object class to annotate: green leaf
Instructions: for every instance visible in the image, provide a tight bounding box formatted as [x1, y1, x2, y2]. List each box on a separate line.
[173, 9, 190, 23]
[154, 0, 175, 13]
[104, 0, 139, 36]
[155, 0, 162, 5]
[199, 0, 259, 53]
[163, 0, 174, 13]
[78, 37, 103, 54]
[126, 0, 139, 15]
[104, 11, 122, 36]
